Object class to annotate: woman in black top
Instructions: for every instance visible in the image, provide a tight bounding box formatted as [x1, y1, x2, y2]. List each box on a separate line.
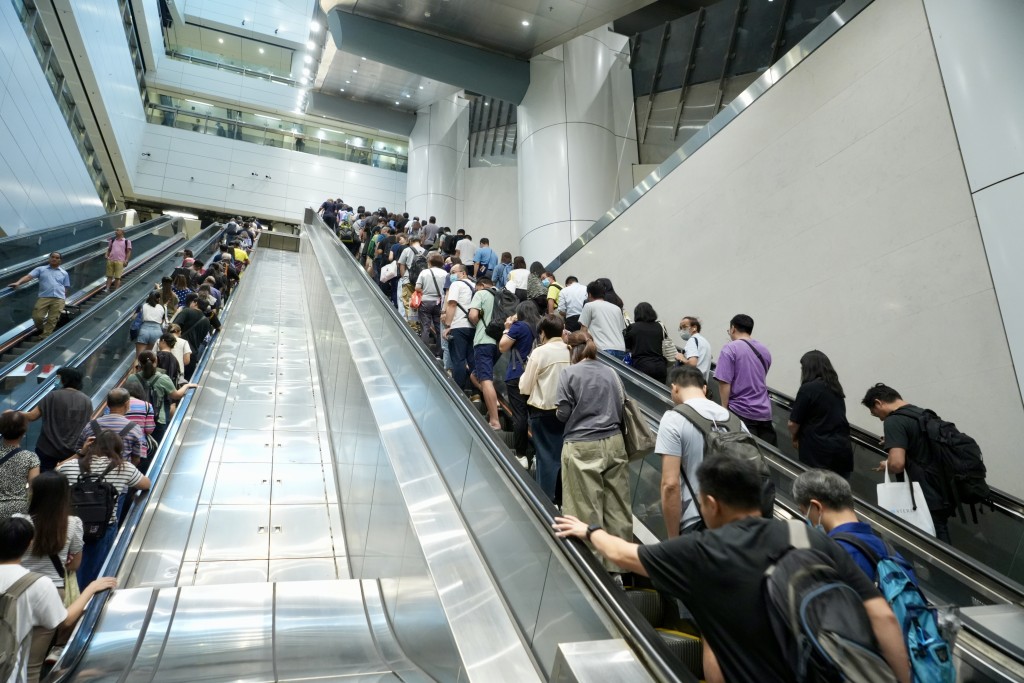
[787, 350, 854, 477]
[623, 302, 668, 383]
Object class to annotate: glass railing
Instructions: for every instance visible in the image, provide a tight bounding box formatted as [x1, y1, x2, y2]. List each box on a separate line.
[163, 50, 297, 85]
[0, 211, 129, 274]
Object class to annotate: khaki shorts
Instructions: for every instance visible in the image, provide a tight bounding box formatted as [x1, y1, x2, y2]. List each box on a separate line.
[106, 260, 125, 278]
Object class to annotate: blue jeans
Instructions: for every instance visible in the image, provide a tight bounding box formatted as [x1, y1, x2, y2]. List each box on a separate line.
[605, 349, 628, 361]
[448, 328, 474, 390]
[78, 523, 117, 587]
[529, 409, 565, 502]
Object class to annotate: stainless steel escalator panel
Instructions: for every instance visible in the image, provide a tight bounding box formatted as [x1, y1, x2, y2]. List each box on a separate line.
[199, 505, 271, 561]
[220, 429, 276, 463]
[122, 587, 178, 683]
[268, 504, 334, 558]
[270, 463, 330, 504]
[210, 463, 273, 505]
[192, 560, 269, 585]
[66, 586, 156, 680]
[272, 431, 326, 464]
[268, 557, 340, 582]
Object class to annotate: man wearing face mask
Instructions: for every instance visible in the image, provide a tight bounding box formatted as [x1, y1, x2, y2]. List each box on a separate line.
[442, 264, 476, 391]
[542, 272, 561, 315]
[792, 469, 918, 585]
[677, 316, 712, 381]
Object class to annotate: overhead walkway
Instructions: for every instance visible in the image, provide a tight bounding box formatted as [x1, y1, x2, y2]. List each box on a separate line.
[48, 229, 682, 682]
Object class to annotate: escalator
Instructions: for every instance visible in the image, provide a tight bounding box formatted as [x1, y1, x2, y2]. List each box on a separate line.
[0, 210, 134, 274]
[0, 216, 180, 357]
[600, 353, 1024, 681]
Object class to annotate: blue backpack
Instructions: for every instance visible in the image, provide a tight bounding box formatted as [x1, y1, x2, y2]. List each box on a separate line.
[834, 533, 956, 683]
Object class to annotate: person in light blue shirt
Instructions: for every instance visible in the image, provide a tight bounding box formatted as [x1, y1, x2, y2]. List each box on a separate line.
[8, 252, 71, 338]
[472, 238, 499, 279]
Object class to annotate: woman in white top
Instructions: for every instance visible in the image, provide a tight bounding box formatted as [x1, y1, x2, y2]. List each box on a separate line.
[414, 252, 449, 359]
[505, 255, 529, 300]
[58, 431, 150, 587]
[518, 315, 571, 501]
[135, 289, 166, 356]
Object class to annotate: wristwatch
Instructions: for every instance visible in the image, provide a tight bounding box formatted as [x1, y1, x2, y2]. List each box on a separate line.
[585, 524, 602, 541]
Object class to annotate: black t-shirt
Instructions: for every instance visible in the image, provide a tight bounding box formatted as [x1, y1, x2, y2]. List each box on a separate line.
[883, 405, 950, 511]
[319, 200, 336, 218]
[638, 517, 879, 683]
[36, 388, 94, 459]
[173, 307, 211, 353]
[789, 379, 853, 474]
[623, 321, 666, 362]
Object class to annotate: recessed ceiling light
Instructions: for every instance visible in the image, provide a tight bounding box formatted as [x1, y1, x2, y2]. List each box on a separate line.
[303, 55, 313, 64]
[352, 69, 358, 74]
[404, 93, 411, 98]
[302, 67, 310, 76]
[218, 37, 224, 43]
[345, 80, 350, 84]
[484, 102, 489, 106]
[424, 11, 431, 17]
[306, 40, 315, 49]
[361, 56, 366, 61]
[340, 88, 345, 92]
[521, 20, 530, 26]
[310, 20, 321, 32]
[419, 85, 424, 90]
[395, 100, 400, 105]
[258, 47, 265, 54]
[300, 77, 309, 85]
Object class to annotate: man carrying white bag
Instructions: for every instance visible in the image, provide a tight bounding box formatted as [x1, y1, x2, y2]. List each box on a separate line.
[861, 384, 955, 544]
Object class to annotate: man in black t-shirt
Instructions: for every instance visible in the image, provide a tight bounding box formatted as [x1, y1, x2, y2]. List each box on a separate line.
[318, 198, 338, 230]
[554, 455, 909, 683]
[861, 383, 953, 543]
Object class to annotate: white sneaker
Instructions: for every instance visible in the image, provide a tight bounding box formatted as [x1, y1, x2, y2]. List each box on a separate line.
[516, 456, 529, 469]
[45, 646, 63, 665]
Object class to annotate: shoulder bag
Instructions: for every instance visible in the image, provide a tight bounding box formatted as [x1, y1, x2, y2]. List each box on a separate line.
[659, 322, 677, 362]
[617, 378, 655, 461]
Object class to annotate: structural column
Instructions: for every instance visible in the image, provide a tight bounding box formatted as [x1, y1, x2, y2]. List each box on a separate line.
[406, 94, 469, 227]
[517, 27, 637, 267]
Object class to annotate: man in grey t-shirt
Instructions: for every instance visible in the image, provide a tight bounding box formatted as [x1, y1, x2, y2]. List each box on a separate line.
[578, 280, 625, 358]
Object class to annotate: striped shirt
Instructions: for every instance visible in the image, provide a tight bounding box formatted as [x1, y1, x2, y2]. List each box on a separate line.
[15, 514, 84, 588]
[76, 414, 147, 461]
[57, 457, 143, 525]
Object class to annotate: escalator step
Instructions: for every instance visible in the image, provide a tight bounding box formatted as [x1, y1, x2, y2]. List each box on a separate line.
[498, 430, 516, 450]
[625, 588, 664, 627]
[2, 354, 20, 363]
[656, 628, 703, 679]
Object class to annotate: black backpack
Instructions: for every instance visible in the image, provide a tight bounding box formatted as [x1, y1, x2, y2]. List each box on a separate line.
[442, 233, 459, 255]
[484, 287, 520, 342]
[338, 226, 355, 242]
[892, 407, 990, 522]
[765, 521, 897, 683]
[71, 461, 119, 542]
[407, 248, 428, 286]
[674, 405, 776, 518]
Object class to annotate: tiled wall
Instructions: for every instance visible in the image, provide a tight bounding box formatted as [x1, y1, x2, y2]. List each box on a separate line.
[0, 2, 103, 235]
[135, 125, 406, 220]
[553, 0, 1024, 496]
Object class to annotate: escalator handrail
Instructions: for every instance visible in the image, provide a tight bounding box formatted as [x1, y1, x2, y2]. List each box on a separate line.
[307, 215, 692, 682]
[598, 352, 1024, 605]
[0, 216, 167, 282]
[0, 211, 131, 265]
[0, 227, 187, 380]
[44, 229, 249, 683]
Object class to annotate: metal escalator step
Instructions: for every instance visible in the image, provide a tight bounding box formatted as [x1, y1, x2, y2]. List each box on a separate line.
[3, 377, 26, 390]
[22, 341, 40, 348]
[625, 588, 663, 627]
[656, 628, 703, 679]
[498, 430, 516, 449]
[2, 354, 20, 363]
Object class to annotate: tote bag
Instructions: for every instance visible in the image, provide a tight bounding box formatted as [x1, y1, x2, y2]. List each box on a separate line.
[617, 376, 655, 461]
[876, 464, 936, 536]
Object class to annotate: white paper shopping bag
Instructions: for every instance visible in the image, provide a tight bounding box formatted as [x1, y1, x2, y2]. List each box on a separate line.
[876, 464, 936, 536]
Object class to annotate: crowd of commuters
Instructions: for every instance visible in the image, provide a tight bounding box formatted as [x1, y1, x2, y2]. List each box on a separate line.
[0, 218, 253, 682]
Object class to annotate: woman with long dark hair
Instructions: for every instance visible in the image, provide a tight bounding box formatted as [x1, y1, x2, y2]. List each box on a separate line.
[160, 276, 178, 320]
[595, 277, 624, 310]
[498, 300, 542, 463]
[133, 351, 196, 442]
[624, 302, 669, 383]
[556, 332, 631, 575]
[57, 431, 151, 586]
[171, 273, 193, 308]
[787, 350, 854, 478]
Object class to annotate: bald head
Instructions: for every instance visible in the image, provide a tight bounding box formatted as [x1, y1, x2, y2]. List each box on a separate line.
[107, 387, 131, 413]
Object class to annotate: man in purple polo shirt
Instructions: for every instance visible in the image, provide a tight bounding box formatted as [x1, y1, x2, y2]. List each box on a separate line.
[714, 313, 777, 446]
[105, 228, 132, 291]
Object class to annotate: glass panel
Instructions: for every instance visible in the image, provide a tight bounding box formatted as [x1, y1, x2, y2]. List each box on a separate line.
[780, 0, 844, 54]
[631, 29, 662, 97]
[730, 0, 786, 75]
[658, 14, 699, 92]
[690, 0, 739, 84]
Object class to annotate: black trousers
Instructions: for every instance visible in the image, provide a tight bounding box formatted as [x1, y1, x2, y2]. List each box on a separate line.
[742, 418, 778, 447]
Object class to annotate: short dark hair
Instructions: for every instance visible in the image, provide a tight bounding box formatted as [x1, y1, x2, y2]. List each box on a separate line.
[456, 228, 465, 235]
[0, 411, 28, 440]
[537, 314, 564, 340]
[861, 383, 902, 408]
[56, 367, 84, 390]
[586, 280, 607, 300]
[477, 276, 494, 288]
[792, 470, 856, 511]
[0, 516, 34, 560]
[667, 365, 706, 390]
[428, 252, 444, 267]
[513, 256, 526, 269]
[159, 332, 177, 348]
[633, 302, 658, 323]
[479, 238, 489, 245]
[730, 314, 754, 335]
[565, 276, 578, 285]
[697, 454, 763, 511]
[500, 251, 512, 263]
[429, 216, 437, 224]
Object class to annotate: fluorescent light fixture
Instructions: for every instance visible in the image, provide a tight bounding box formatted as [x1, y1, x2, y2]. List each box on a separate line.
[258, 47, 265, 54]
[255, 114, 280, 120]
[186, 99, 212, 107]
[306, 40, 315, 49]
[164, 210, 199, 219]
[303, 54, 313, 64]
[310, 20, 321, 32]
[322, 128, 344, 134]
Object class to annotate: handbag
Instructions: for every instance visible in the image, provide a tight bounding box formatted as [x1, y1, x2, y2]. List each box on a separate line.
[63, 570, 80, 608]
[410, 289, 423, 309]
[659, 322, 676, 362]
[876, 464, 936, 536]
[618, 379, 655, 461]
[380, 261, 399, 283]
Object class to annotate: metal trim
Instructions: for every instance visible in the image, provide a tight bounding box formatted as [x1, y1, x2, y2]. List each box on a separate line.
[545, 0, 876, 273]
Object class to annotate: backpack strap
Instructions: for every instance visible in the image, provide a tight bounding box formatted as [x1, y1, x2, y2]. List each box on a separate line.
[90, 419, 103, 438]
[118, 422, 136, 438]
[674, 403, 745, 437]
[4, 572, 45, 599]
[832, 532, 883, 565]
[678, 464, 706, 528]
[49, 554, 66, 579]
[740, 339, 769, 373]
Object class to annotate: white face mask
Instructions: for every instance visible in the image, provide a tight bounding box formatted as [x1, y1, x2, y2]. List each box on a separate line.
[679, 328, 692, 342]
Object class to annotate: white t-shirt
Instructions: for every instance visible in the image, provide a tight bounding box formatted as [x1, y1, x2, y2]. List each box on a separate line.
[141, 303, 165, 325]
[0, 565, 66, 683]
[579, 300, 626, 352]
[455, 239, 476, 266]
[683, 332, 712, 379]
[506, 268, 529, 294]
[415, 267, 447, 302]
[169, 337, 192, 375]
[444, 278, 475, 330]
[655, 398, 744, 531]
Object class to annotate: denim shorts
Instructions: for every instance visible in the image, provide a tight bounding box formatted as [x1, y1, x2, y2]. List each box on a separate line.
[136, 321, 163, 345]
[473, 344, 499, 382]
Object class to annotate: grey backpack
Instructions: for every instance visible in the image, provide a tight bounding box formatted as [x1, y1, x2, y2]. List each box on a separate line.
[1, 572, 46, 680]
[673, 404, 776, 518]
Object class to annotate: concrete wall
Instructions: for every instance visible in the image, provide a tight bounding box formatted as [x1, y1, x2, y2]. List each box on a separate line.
[0, 2, 103, 234]
[464, 166, 519, 253]
[553, 0, 1024, 496]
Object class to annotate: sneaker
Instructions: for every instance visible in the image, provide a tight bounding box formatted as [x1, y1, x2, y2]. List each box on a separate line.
[516, 456, 529, 469]
[611, 574, 624, 589]
[45, 646, 63, 665]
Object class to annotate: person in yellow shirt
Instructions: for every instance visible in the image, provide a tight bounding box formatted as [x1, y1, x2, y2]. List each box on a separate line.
[231, 241, 250, 271]
[542, 272, 562, 315]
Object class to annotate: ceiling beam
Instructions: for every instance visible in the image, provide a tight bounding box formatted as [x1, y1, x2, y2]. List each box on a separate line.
[306, 92, 416, 137]
[326, 10, 529, 104]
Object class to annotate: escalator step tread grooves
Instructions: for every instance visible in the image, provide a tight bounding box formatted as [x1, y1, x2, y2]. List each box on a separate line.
[624, 588, 664, 626]
[656, 628, 704, 678]
[498, 430, 516, 449]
